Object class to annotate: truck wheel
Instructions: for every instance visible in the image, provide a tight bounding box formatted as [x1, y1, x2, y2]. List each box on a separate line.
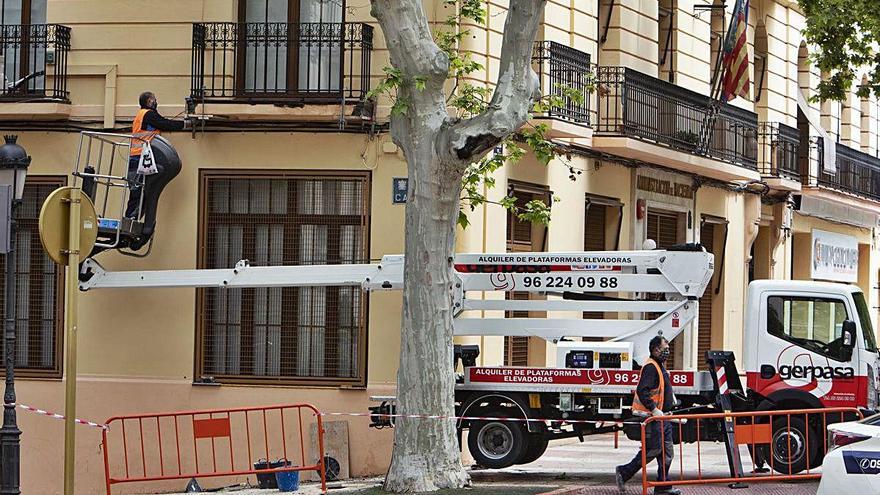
[761, 416, 818, 475]
[516, 434, 549, 465]
[467, 411, 527, 469]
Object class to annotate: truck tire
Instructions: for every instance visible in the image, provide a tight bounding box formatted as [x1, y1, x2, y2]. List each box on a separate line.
[516, 433, 549, 465]
[467, 411, 527, 469]
[760, 416, 818, 475]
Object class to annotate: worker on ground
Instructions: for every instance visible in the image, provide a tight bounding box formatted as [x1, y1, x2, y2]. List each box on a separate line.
[615, 336, 680, 495]
[127, 91, 190, 218]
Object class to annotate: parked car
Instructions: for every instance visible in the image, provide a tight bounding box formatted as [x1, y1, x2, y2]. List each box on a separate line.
[817, 412, 880, 494]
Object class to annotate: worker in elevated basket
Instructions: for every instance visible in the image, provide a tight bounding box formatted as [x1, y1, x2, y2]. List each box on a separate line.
[127, 91, 190, 218]
[615, 336, 680, 495]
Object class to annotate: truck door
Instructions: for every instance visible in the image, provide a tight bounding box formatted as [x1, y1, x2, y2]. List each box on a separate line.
[753, 293, 861, 408]
[853, 291, 880, 409]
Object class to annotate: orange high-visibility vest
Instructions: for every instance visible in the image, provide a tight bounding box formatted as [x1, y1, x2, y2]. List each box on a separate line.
[130, 108, 159, 156]
[632, 358, 665, 415]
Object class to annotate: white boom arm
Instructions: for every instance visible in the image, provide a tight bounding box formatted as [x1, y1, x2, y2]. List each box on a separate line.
[80, 248, 714, 358]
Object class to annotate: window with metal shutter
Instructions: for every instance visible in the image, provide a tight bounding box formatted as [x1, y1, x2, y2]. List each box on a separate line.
[647, 211, 679, 249]
[507, 194, 534, 249]
[698, 222, 715, 370]
[583, 203, 607, 325]
[504, 292, 530, 366]
[0, 178, 65, 378]
[197, 172, 370, 386]
[504, 183, 549, 366]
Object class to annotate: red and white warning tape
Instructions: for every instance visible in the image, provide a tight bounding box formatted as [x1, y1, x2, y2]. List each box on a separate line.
[13, 403, 109, 430]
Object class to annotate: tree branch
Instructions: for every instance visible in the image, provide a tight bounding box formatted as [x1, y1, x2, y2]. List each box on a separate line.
[370, 0, 449, 79]
[442, 0, 546, 165]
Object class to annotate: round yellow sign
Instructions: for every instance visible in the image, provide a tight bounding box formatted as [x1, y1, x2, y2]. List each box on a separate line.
[38, 187, 98, 266]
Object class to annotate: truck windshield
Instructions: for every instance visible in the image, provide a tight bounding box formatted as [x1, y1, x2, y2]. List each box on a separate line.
[854, 292, 878, 353]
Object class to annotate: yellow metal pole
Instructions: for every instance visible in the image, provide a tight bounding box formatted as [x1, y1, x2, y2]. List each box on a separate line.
[63, 188, 81, 495]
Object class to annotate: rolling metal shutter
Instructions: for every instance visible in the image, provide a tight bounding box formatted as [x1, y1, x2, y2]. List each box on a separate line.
[698, 222, 714, 370]
[646, 211, 682, 369]
[504, 183, 550, 366]
[583, 203, 607, 324]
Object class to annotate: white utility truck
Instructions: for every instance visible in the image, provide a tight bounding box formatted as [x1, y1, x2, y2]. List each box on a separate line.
[65, 130, 880, 477]
[78, 245, 879, 475]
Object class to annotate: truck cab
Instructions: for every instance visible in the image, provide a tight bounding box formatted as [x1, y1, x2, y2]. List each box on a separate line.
[744, 280, 880, 411]
[741, 280, 879, 473]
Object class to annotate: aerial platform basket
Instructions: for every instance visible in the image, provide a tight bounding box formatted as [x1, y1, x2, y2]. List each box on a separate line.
[71, 131, 181, 258]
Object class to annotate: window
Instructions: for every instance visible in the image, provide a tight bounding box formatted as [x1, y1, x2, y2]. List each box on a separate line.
[658, 0, 675, 82]
[709, 0, 725, 86]
[754, 23, 768, 103]
[1, 0, 48, 94]
[504, 182, 549, 366]
[767, 296, 851, 361]
[853, 291, 877, 353]
[239, 0, 344, 96]
[0, 177, 64, 378]
[197, 171, 370, 385]
[583, 195, 623, 331]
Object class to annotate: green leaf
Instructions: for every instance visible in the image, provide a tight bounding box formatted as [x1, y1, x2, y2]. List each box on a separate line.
[517, 199, 552, 225]
[801, 0, 880, 101]
[457, 210, 471, 229]
[499, 195, 517, 210]
[391, 99, 409, 116]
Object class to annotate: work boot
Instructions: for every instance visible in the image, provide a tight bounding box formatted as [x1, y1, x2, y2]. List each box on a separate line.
[654, 488, 681, 495]
[614, 466, 626, 494]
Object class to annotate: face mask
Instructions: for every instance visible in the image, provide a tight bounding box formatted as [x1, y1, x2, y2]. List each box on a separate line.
[657, 349, 670, 362]
[149, 99, 158, 110]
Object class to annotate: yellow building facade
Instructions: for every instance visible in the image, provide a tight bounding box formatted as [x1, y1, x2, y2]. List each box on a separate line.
[3, 1, 878, 493]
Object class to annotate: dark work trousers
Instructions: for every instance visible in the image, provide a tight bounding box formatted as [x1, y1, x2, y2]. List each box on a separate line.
[618, 420, 674, 488]
[126, 155, 142, 218]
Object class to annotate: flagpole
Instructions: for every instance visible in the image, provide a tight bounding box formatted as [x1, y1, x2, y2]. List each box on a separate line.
[712, 0, 744, 102]
[708, 6, 728, 101]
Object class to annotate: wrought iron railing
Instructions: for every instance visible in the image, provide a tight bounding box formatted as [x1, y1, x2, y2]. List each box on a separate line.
[811, 138, 880, 201]
[531, 41, 592, 125]
[594, 66, 758, 170]
[0, 24, 71, 101]
[191, 22, 374, 104]
[758, 122, 800, 179]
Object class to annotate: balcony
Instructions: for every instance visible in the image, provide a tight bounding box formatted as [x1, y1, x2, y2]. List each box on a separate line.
[809, 139, 880, 202]
[530, 41, 592, 138]
[190, 22, 374, 121]
[0, 23, 71, 120]
[592, 67, 759, 182]
[757, 122, 801, 190]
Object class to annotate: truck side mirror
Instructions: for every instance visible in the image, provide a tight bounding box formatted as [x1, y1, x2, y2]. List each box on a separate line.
[841, 320, 857, 360]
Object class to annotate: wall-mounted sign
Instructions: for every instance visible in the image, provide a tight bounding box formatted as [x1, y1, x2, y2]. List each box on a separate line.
[392, 178, 408, 204]
[636, 175, 693, 199]
[811, 229, 859, 283]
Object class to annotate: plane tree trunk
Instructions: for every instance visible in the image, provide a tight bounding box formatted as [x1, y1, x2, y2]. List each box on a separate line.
[368, 1, 547, 491]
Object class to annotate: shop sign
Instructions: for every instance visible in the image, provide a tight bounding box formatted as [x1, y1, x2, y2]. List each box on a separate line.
[811, 229, 859, 283]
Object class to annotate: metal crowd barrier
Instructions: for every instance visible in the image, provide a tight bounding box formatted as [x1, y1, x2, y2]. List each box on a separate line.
[639, 406, 863, 494]
[101, 403, 326, 494]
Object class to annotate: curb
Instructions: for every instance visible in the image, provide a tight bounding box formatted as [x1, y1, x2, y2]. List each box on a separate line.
[537, 486, 588, 495]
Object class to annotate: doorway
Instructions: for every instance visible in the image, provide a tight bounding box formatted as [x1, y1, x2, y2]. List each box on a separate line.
[646, 209, 685, 369]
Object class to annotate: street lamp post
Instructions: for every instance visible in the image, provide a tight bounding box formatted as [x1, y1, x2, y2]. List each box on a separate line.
[0, 135, 31, 495]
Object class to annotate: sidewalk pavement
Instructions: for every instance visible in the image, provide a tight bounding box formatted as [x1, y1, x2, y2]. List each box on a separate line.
[480, 432, 819, 495]
[160, 433, 819, 495]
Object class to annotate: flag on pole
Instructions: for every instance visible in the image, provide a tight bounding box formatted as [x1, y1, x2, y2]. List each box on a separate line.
[721, 0, 750, 102]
